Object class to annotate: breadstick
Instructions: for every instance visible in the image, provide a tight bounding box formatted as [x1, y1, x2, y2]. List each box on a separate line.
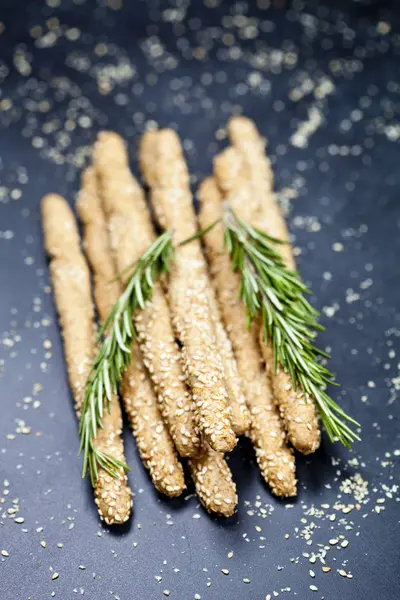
[228, 117, 320, 454]
[206, 286, 250, 436]
[198, 179, 296, 497]
[42, 193, 132, 524]
[228, 116, 292, 266]
[139, 129, 237, 452]
[213, 145, 259, 221]
[188, 443, 238, 517]
[76, 168, 185, 497]
[93, 131, 200, 458]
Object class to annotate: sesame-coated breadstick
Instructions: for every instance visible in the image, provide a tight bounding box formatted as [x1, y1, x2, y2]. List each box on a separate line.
[76, 168, 185, 497]
[93, 131, 200, 458]
[228, 116, 292, 266]
[188, 442, 238, 517]
[206, 285, 250, 436]
[139, 130, 249, 435]
[228, 116, 320, 455]
[198, 178, 296, 497]
[42, 194, 132, 524]
[139, 129, 237, 452]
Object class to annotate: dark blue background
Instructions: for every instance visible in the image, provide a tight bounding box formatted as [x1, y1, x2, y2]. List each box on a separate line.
[0, 1, 399, 599]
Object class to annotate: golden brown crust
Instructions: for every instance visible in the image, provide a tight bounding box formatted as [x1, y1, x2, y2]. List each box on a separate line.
[198, 179, 296, 497]
[214, 146, 259, 221]
[77, 169, 185, 496]
[121, 357, 185, 497]
[228, 116, 293, 267]
[228, 117, 320, 454]
[93, 400, 133, 524]
[93, 131, 200, 458]
[261, 345, 320, 455]
[42, 193, 132, 525]
[42, 194, 93, 415]
[206, 285, 250, 436]
[188, 443, 238, 517]
[139, 130, 236, 453]
[76, 168, 123, 324]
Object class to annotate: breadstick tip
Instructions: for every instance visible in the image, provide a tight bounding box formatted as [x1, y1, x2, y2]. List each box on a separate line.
[41, 194, 80, 258]
[94, 131, 128, 168]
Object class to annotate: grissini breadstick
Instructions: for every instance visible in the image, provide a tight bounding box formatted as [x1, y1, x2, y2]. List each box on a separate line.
[93, 131, 200, 458]
[41, 193, 132, 524]
[76, 168, 185, 497]
[228, 116, 292, 267]
[205, 285, 250, 436]
[228, 116, 320, 455]
[198, 178, 296, 497]
[188, 443, 238, 517]
[139, 129, 237, 452]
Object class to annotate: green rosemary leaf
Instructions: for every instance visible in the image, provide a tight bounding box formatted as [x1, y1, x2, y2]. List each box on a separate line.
[178, 218, 222, 246]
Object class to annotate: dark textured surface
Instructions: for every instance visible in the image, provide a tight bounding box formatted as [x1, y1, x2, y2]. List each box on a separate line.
[0, 1, 399, 599]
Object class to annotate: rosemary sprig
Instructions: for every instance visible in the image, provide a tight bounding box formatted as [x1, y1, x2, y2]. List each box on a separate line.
[223, 209, 360, 448]
[78, 230, 175, 485]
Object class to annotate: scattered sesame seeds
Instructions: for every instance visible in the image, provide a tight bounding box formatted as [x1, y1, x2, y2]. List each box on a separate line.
[329, 538, 339, 546]
[0, 3, 399, 599]
[322, 567, 332, 573]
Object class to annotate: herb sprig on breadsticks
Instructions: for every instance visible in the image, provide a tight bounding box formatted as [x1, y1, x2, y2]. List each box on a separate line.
[223, 208, 360, 448]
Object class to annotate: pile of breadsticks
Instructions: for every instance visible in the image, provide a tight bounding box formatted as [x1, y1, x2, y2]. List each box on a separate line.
[42, 117, 320, 525]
